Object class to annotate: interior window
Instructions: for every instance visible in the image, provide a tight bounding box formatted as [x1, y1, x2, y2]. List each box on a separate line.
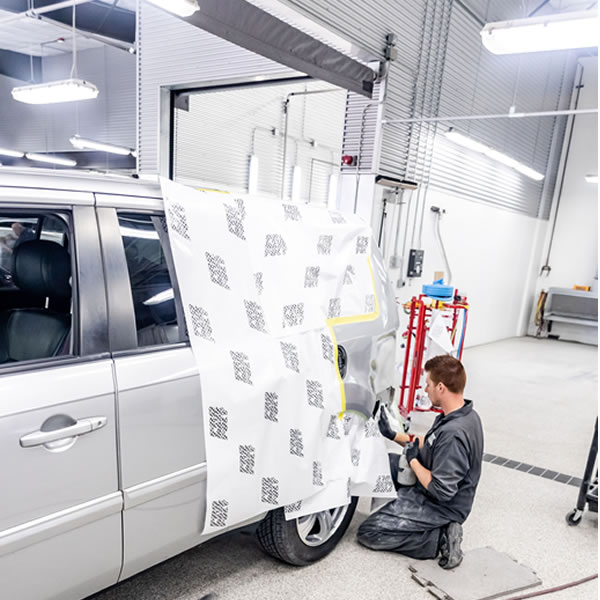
[0, 212, 73, 365]
[118, 214, 182, 347]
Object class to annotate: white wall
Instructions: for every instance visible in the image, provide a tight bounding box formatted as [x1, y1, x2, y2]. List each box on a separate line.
[537, 57, 598, 290]
[526, 56, 598, 342]
[371, 185, 540, 349]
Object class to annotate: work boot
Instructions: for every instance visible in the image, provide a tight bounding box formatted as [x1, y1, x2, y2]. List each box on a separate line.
[438, 522, 463, 570]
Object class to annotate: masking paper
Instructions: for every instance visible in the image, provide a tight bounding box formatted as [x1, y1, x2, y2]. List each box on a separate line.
[161, 179, 396, 534]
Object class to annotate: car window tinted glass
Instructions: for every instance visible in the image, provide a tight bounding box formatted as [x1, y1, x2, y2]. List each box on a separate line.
[118, 214, 182, 347]
[0, 212, 73, 365]
[0, 217, 38, 288]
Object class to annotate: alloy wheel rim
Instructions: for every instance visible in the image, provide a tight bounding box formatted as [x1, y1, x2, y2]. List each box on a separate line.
[295, 504, 348, 547]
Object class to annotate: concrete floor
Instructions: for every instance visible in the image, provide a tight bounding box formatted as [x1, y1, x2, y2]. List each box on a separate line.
[90, 337, 598, 600]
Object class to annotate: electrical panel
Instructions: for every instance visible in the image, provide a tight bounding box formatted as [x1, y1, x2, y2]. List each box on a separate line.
[407, 249, 424, 278]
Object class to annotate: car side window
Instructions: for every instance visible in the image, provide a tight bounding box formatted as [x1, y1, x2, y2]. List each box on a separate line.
[118, 213, 183, 348]
[0, 212, 73, 366]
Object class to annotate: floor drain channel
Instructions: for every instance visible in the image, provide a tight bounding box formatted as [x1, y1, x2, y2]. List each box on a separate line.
[483, 453, 582, 487]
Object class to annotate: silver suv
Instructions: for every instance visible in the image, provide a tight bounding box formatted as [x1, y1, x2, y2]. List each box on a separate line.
[0, 169, 399, 600]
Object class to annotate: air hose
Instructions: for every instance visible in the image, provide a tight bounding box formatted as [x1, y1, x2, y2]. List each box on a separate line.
[501, 573, 597, 600]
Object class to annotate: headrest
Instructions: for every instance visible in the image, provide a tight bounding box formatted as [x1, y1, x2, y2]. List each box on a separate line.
[12, 240, 71, 299]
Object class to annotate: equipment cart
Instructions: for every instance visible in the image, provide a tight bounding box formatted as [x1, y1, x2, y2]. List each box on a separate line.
[566, 418, 598, 526]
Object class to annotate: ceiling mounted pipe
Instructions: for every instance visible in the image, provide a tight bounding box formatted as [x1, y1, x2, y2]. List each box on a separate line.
[0, 0, 94, 26]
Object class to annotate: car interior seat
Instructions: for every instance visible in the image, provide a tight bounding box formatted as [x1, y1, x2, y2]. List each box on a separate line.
[0, 240, 71, 364]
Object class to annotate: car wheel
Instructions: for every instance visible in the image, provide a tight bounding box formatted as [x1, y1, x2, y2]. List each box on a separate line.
[256, 497, 359, 566]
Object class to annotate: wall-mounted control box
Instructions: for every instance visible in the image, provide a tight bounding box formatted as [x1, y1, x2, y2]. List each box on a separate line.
[407, 249, 424, 278]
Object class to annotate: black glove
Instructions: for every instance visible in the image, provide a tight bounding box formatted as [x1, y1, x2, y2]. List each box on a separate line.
[404, 440, 420, 464]
[378, 408, 397, 440]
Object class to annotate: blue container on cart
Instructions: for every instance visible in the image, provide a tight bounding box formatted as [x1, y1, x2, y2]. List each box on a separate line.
[422, 279, 454, 301]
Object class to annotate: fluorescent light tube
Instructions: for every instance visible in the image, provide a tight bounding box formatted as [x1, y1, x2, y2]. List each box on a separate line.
[70, 135, 133, 156]
[12, 79, 99, 104]
[145, 0, 199, 17]
[25, 153, 77, 167]
[0, 148, 24, 158]
[481, 10, 599, 54]
[144, 288, 175, 306]
[585, 175, 599, 184]
[328, 174, 339, 210]
[445, 130, 544, 181]
[248, 154, 259, 194]
[291, 166, 302, 202]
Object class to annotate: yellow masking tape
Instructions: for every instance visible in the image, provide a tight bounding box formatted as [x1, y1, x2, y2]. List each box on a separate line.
[327, 256, 380, 416]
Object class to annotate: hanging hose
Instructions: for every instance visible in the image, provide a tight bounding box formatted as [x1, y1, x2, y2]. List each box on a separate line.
[534, 290, 548, 337]
[431, 207, 452, 285]
[501, 573, 597, 600]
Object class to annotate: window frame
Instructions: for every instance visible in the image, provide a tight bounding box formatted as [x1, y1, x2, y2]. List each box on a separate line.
[0, 202, 110, 373]
[97, 205, 188, 356]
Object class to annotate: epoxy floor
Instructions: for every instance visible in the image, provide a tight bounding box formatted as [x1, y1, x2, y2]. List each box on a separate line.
[90, 337, 598, 600]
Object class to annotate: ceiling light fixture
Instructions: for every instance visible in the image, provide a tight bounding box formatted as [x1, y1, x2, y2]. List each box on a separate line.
[481, 10, 599, 54]
[445, 129, 544, 181]
[585, 175, 599, 184]
[12, 79, 99, 104]
[70, 135, 134, 155]
[0, 147, 25, 158]
[145, 0, 200, 17]
[25, 153, 77, 167]
[12, 3, 99, 104]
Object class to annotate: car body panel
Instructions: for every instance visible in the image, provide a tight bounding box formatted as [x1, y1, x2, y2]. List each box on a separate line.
[0, 170, 399, 599]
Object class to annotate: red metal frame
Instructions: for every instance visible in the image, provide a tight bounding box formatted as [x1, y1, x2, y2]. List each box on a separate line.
[399, 294, 469, 418]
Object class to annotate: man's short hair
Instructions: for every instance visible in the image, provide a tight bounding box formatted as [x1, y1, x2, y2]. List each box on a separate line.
[424, 355, 466, 394]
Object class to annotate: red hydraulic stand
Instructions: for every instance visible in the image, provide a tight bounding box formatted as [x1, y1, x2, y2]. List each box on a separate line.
[398, 294, 469, 419]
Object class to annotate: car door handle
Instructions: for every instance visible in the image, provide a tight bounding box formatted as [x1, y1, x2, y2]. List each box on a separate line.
[20, 417, 108, 448]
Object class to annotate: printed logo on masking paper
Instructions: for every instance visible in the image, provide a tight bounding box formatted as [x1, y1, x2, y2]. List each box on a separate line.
[373, 475, 394, 494]
[224, 203, 246, 241]
[210, 500, 229, 528]
[280, 342, 300, 372]
[208, 407, 228, 440]
[244, 300, 268, 333]
[289, 428, 304, 457]
[317, 235, 333, 255]
[283, 203, 302, 221]
[283, 303, 305, 328]
[326, 415, 341, 440]
[264, 392, 279, 422]
[239, 444, 256, 475]
[261, 477, 280, 505]
[320, 334, 334, 363]
[356, 236, 369, 254]
[264, 234, 287, 256]
[304, 266, 320, 289]
[188, 304, 215, 342]
[306, 379, 324, 409]
[230, 351, 253, 385]
[167, 203, 190, 240]
[205, 252, 231, 290]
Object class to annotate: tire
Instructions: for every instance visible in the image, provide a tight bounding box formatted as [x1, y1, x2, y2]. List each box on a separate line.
[256, 497, 359, 566]
[565, 509, 583, 526]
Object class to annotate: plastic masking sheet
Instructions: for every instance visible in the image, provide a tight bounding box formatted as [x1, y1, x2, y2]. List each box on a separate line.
[161, 179, 396, 534]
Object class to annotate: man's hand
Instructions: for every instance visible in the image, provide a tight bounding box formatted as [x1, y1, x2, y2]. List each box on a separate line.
[404, 440, 420, 464]
[378, 407, 397, 440]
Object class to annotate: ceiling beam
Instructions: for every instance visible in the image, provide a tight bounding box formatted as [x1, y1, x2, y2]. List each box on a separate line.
[0, 0, 135, 44]
[0, 48, 41, 81]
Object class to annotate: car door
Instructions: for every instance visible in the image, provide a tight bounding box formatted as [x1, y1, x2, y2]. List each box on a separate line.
[95, 194, 208, 580]
[0, 192, 121, 600]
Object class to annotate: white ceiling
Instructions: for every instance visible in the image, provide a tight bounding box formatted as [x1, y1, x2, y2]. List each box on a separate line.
[0, 8, 105, 56]
[0, 0, 137, 57]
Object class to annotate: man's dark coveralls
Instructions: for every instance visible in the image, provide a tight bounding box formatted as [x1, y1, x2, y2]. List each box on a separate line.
[357, 400, 484, 559]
